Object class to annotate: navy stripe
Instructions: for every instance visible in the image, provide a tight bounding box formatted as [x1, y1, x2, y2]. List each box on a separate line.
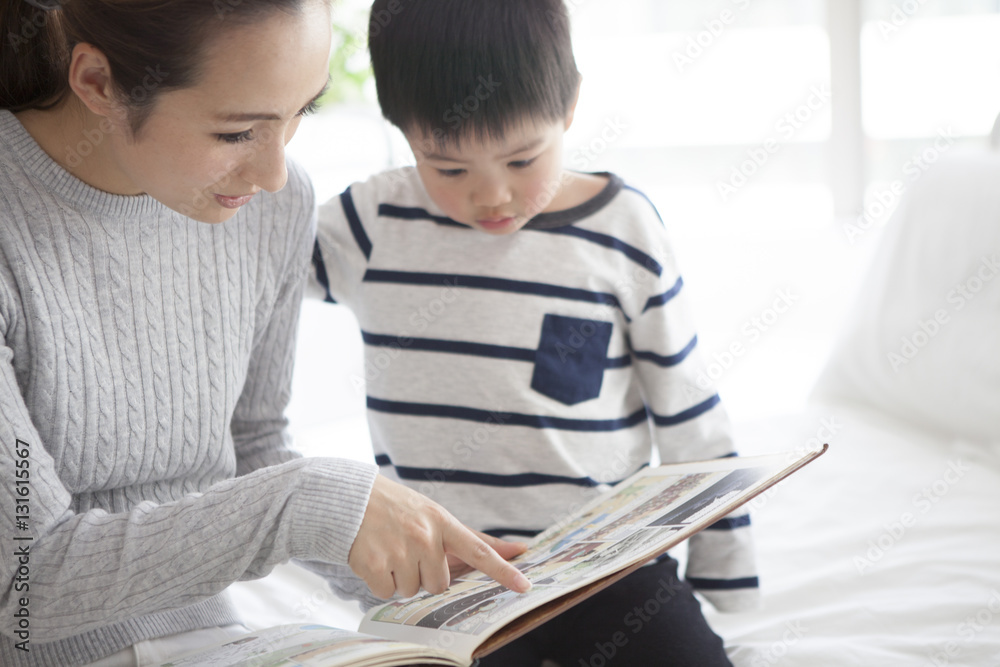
[633, 335, 698, 368]
[649, 394, 721, 427]
[705, 515, 752, 530]
[623, 185, 666, 226]
[539, 226, 663, 276]
[367, 397, 649, 432]
[396, 467, 603, 488]
[311, 240, 336, 304]
[687, 576, 759, 591]
[483, 528, 543, 539]
[642, 276, 684, 313]
[341, 189, 373, 260]
[362, 270, 629, 320]
[605, 355, 632, 369]
[378, 204, 467, 228]
[362, 331, 633, 368]
[375, 453, 649, 489]
[361, 331, 536, 362]
[376, 203, 662, 278]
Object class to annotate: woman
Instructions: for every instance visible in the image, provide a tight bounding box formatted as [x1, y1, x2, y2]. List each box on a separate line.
[0, 1, 528, 665]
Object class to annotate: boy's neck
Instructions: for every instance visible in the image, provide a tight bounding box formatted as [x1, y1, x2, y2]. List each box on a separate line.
[543, 170, 610, 213]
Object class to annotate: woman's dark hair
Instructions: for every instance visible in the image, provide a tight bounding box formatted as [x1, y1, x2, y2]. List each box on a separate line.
[1, 0, 307, 132]
[368, 0, 580, 146]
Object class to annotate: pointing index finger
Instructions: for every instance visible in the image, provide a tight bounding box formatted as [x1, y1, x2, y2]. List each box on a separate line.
[444, 523, 531, 594]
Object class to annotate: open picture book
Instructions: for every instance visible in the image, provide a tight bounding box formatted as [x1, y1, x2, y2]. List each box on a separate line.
[162, 446, 827, 667]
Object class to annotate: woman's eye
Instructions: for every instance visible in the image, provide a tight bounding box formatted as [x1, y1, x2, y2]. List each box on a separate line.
[218, 130, 254, 144]
[297, 100, 322, 117]
[437, 168, 466, 177]
[509, 158, 537, 169]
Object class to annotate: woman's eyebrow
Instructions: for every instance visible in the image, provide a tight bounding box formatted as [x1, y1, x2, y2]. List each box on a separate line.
[214, 76, 331, 122]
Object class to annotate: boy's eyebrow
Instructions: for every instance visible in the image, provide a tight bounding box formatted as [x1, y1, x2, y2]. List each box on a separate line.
[499, 138, 544, 159]
[213, 77, 331, 123]
[423, 137, 545, 162]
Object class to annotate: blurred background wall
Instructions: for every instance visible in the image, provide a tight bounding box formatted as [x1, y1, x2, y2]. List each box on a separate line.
[284, 0, 1000, 455]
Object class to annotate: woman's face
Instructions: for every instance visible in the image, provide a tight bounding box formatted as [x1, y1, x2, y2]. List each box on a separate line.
[105, 2, 332, 223]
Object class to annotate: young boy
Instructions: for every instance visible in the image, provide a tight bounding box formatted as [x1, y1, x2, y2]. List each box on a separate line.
[313, 1, 756, 664]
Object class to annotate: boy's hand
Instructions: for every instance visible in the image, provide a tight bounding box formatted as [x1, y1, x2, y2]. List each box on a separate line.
[348, 476, 532, 599]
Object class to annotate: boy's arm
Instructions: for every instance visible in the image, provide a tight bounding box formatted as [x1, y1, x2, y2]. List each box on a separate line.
[312, 177, 384, 307]
[624, 200, 761, 613]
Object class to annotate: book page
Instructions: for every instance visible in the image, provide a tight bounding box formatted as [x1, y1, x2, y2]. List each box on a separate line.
[158, 624, 465, 667]
[360, 449, 822, 661]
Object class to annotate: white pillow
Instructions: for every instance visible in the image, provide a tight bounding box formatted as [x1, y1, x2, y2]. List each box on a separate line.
[813, 150, 1000, 442]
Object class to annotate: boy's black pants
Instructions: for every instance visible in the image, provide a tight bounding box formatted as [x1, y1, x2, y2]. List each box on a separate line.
[474, 556, 733, 667]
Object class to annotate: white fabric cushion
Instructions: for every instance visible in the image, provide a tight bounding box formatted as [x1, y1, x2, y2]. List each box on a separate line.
[813, 150, 1000, 442]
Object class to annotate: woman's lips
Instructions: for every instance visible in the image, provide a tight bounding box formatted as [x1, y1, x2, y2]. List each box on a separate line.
[214, 193, 255, 209]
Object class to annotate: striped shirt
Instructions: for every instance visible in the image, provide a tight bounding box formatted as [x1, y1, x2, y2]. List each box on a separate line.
[313, 166, 759, 611]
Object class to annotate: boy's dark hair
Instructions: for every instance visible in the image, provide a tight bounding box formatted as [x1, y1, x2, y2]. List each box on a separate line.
[368, 0, 580, 145]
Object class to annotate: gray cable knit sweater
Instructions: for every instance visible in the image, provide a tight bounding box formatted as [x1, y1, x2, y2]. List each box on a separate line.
[0, 110, 377, 667]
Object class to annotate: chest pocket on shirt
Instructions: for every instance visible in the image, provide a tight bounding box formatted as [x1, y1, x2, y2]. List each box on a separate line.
[531, 314, 614, 406]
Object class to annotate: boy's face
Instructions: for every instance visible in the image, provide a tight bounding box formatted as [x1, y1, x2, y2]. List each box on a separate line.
[406, 119, 571, 235]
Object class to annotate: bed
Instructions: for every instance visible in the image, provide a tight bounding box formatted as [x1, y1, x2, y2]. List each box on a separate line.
[704, 146, 1000, 666]
[229, 147, 1000, 665]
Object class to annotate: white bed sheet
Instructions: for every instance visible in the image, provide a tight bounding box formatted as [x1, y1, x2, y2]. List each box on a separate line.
[706, 402, 1000, 667]
[230, 401, 1000, 666]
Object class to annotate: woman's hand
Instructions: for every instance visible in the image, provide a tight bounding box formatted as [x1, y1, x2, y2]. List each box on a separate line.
[348, 476, 532, 599]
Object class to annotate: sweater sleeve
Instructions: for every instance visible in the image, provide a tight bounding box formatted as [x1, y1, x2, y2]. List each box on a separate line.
[622, 195, 761, 613]
[232, 160, 315, 475]
[0, 164, 380, 642]
[0, 312, 379, 640]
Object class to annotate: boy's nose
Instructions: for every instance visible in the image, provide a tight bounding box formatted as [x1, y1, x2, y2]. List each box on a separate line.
[472, 176, 512, 208]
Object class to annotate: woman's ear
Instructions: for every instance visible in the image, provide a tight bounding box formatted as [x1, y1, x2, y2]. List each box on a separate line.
[67, 43, 125, 123]
[564, 74, 582, 131]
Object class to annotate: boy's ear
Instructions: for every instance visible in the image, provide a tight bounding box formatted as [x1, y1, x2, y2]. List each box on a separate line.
[67, 43, 126, 125]
[564, 75, 583, 131]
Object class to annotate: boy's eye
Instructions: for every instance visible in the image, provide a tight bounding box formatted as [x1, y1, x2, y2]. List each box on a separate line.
[437, 168, 466, 177]
[218, 130, 254, 144]
[509, 157, 537, 169]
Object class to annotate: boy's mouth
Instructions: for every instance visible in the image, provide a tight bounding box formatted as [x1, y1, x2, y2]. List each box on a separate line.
[476, 216, 517, 232]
